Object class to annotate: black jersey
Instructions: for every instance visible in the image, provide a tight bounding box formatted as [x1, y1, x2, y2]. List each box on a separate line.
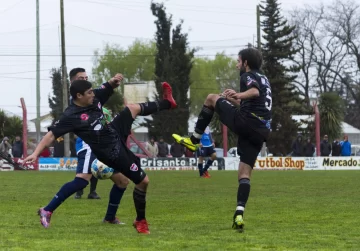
[48, 82, 118, 160]
[239, 71, 272, 130]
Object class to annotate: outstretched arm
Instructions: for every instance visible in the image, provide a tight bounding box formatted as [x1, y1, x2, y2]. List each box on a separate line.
[24, 131, 55, 162]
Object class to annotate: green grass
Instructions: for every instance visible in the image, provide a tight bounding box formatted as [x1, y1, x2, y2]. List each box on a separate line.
[0, 170, 359, 251]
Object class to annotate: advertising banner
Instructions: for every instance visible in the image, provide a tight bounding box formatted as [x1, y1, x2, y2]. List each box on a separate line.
[39, 157, 78, 171]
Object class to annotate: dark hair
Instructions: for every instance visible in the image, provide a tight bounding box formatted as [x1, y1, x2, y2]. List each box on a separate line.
[238, 48, 263, 70]
[69, 68, 86, 81]
[70, 80, 92, 100]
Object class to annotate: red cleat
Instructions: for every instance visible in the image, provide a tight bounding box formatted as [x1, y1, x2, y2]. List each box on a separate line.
[204, 171, 211, 178]
[133, 219, 150, 234]
[162, 82, 177, 108]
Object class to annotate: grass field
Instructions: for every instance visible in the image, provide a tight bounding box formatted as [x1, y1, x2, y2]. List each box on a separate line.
[0, 170, 359, 251]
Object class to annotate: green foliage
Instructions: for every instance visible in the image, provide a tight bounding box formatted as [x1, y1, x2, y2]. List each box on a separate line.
[0, 110, 23, 140]
[48, 68, 65, 123]
[319, 92, 345, 140]
[92, 40, 156, 115]
[144, 2, 194, 142]
[190, 53, 239, 115]
[260, 0, 306, 156]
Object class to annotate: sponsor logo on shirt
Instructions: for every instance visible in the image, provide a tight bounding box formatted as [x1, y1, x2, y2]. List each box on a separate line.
[80, 114, 89, 121]
[246, 76, 256, 86]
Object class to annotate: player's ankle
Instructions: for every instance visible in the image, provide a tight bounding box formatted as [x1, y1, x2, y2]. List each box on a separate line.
[190, 135, 200, 144]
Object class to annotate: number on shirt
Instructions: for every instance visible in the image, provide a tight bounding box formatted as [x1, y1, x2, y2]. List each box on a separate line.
[265, 87, 272, 111]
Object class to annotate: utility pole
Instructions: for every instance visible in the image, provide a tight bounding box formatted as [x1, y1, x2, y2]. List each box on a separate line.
[257, 4, 267, 157]
[36, 0, 41, 143]
[60, 0, 70, 157]
[256, 5, 261, 49]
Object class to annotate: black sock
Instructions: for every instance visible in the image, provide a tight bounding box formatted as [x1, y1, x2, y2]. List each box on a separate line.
[133, 188, 146, 221]
[191, 105, 214, 143]
[198, 163, 203, 176]
[105, 185, 126, 221]
[44, 177, 89, 212]
[90, 176, 98, 194]
[139, 100, 171, 116]
[235, 178, 251, 218]
[204, 159, 214, 171]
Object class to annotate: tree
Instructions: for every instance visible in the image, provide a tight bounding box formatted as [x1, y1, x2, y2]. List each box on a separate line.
[260, 0, 306, 156]
[144, 2, 194, 143]
[318, 92, 344, 140]
[190, 53, 238, 115]
[48, 68, 64, 123]
[0, 110, 23, 140]
[92, 40, 156, 115]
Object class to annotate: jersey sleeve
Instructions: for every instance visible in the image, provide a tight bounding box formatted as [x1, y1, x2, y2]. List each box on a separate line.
[48, 115, 75, 139]
[241, 72, 261, 91]
[93, 82, 114, 105]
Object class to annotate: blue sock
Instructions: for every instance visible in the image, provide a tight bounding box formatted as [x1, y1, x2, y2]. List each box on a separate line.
[105, 184, 126, 221]
[44, 177, 89, 212]
[198, 163, 203, 176]
[204, 159, 214, 171]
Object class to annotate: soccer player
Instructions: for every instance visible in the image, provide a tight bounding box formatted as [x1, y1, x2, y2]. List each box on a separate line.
[69, 67, 101, 200]
[73, 107, 112, 199]
[172, 48, 272, 231]
[24, 73, 177, 234]
[196, 126, 216, 178]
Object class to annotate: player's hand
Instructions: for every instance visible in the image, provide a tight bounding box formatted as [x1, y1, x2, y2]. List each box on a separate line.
[23, 154, 37, 163]
[199, 143, 203, 148]
[222, 89, 237, 99]
[108, 73, 124, 86]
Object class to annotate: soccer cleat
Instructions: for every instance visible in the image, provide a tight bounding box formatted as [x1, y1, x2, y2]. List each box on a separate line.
[38, 208, 52, 228]
[88, 192, 101, 199]
[102, 217, 125, 225]
[204, 170, 211, 178]
[162, 82, 177, 108]
[232, 214, 244, 232]
[172, 134, 199, 152]
[133, 219, 150, 234]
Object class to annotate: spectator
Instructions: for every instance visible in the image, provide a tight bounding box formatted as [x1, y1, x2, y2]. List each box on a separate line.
[303, 138, 315, 157]
[291, 134, 304, 156]
[320, 135, 331, 156]
[170, 141, 185, 157]
[12, 136, 23, 158]
[145, 137, 158, 157]
[340, 135, 351, 156]
[0, 137, 12, 157]
[157, 136, 169, 157]
[331, 138, 341, 156]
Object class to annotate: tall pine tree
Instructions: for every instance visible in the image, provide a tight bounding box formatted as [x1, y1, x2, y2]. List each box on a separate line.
[144, 3, 194, 142]
[48, 68, 64, 123]
[260, 0, 306, 155]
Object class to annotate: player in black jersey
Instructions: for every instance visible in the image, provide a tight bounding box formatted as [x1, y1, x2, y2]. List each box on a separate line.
[172, 47, 272, 232]
[24, 75, 177, 234]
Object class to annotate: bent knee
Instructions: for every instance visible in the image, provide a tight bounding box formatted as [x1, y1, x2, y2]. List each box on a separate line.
[126, 104, 141, 118]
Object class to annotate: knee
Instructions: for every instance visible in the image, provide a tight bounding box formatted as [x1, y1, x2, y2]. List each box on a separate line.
[135, 175, 149, 191]
[112, 173, 130, 188]
[205, 94, 219, 107]
[126, 104, 141, 118]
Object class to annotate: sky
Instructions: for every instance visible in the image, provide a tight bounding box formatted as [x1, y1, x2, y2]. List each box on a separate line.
[0, 0, 324, 120]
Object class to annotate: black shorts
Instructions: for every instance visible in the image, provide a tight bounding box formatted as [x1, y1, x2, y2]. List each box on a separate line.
[197, 146, 216, 157]
[107, 107, 147, 184]
[215, 98, 267, 167]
